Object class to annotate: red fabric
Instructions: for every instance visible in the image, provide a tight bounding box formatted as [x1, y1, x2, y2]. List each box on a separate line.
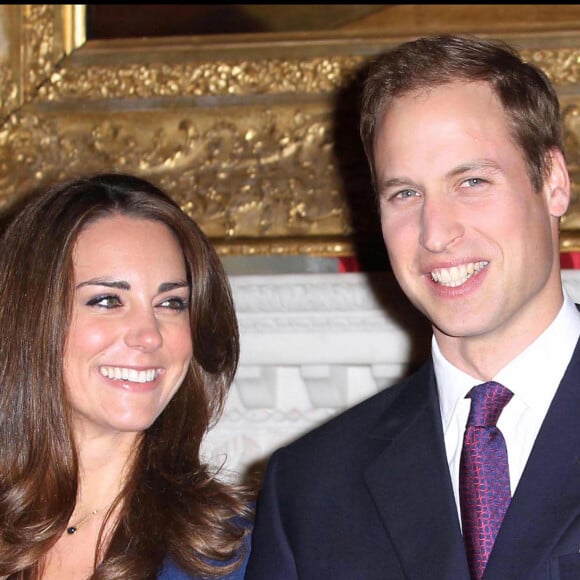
[560, 252, 580, 269]
[338, 256, 361, 273]
[340, 253, 580, 272]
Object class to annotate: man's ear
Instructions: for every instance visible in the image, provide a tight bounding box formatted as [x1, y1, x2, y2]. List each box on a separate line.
[545, 147, 570, 218]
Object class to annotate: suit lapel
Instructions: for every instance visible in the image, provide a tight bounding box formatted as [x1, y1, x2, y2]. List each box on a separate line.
[485, 341, 580, 579]
[364, 364, 471, 580]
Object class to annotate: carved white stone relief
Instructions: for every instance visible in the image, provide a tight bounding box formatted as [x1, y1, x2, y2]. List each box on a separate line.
[203, 269, 580, 482]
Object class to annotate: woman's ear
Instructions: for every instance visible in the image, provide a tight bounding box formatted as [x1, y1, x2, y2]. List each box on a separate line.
[545, 147, 571, 218]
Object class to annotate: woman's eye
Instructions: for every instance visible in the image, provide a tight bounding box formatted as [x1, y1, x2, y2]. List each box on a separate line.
[158, 297, 189, 311]
[86, 295, 122, 309]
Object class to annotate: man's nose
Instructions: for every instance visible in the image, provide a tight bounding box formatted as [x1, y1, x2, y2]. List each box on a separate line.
[419, 195, 464, 253]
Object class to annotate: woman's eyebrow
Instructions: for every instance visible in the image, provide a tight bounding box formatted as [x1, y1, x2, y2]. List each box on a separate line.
[76, 278, 130, 290]
[76, 279, 190, 292]
[158, 281, 189, 293]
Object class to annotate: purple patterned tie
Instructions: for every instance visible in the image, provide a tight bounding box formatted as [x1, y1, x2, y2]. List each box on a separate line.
[459, 381, 513, 580]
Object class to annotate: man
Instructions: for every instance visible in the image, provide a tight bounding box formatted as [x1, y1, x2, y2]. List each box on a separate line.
[245, 35, 580, 580]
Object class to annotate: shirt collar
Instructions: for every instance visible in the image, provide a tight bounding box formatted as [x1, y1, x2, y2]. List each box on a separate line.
[434, 291, 580, 433]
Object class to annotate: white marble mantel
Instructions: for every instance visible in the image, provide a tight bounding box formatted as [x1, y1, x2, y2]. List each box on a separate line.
[202, 269, 580, 483]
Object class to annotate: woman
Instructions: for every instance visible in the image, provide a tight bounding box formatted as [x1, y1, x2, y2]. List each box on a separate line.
[0, 174, 251, 578]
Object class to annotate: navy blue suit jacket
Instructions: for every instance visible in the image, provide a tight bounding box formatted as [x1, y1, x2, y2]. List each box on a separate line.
[246, 339, 580, 580]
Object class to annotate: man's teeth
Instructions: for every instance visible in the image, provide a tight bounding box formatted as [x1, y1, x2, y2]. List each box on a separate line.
[99, 367, 161, 383]
[430, 261, 488, 287]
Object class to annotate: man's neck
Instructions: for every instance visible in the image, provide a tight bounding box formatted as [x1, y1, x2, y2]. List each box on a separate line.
[434, 295, 564, 381]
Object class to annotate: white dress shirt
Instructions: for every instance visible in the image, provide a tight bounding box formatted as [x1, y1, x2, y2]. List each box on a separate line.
[434, 290, 580, 521]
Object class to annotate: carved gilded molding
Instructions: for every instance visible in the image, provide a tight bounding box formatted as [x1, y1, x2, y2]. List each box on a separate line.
[0, 5, 81, 120]
[0, 65, 18, 121]
[3, 6, 580, 255]
[0, 107, 355, 250]
[39, 56, 365, 101]
[21, 5, 62, 101]
[35, 49, 580, 103]
[0, 6, 21, 120]
[520, 48, 580, 86]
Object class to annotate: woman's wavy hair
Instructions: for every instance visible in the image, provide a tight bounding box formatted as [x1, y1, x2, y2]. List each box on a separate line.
[0, 174, 250, 579]
[360, 34, 563, 196]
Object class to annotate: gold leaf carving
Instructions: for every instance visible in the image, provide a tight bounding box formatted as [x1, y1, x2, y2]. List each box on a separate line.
[0, 65, 18, 121]
[561, 103, 580, 233]
[21, 5, 61, 100]
[34, 48, 580, 104]
[215, 238, 354, 257]
[39, 56, 365, 101]
[0, 107, 351, 244]
[5, 11, 580, 256]
[520, 48, 580, 86]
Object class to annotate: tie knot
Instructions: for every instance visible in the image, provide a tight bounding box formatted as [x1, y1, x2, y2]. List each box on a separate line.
[466, 381, 513, 427]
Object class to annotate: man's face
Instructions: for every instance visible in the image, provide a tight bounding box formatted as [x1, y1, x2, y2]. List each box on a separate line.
[373, 81, 569, 358]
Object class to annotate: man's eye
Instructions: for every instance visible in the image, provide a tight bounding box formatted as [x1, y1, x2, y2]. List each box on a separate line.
[396, 189, 419, 199]
[159, 297, 189, 311]
[86, 295, 122, 309]
[464, 178, 484, 187]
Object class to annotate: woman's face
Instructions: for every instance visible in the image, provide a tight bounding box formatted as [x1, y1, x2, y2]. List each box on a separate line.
[64, 214, 193, 442]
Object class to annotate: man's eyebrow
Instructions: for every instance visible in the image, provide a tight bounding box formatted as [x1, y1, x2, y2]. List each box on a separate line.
[446, 159, 501, 179]
[378, 176, 422, 191]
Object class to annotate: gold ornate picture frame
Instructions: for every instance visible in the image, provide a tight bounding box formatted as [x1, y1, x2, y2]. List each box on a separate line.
[2, 5, 580, 259]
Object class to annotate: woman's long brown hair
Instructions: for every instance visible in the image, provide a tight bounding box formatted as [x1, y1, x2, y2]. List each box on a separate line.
[0, 174, 251, 579]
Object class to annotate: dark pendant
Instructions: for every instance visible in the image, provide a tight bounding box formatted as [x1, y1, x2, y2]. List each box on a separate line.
[66, 526, 77, 535]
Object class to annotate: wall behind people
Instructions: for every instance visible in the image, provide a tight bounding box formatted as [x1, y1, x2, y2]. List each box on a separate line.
[3, 7, 580, 490]
[2, 6, 580, 273]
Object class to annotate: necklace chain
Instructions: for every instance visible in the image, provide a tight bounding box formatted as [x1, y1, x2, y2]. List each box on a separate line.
[66, 507, 102, 535]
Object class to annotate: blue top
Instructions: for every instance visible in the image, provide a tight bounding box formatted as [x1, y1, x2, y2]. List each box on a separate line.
[158, 533, 250, 580]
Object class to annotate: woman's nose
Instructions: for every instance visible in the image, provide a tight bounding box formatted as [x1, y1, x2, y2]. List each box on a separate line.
[123, 309, 163, 351]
